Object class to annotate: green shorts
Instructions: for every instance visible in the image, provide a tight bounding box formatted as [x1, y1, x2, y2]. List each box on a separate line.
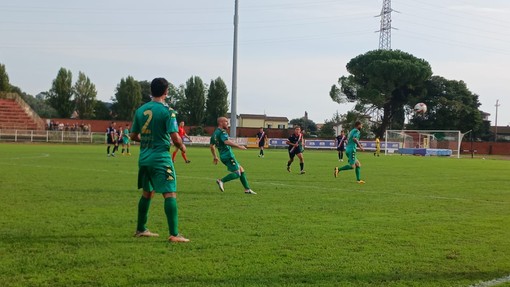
[346, 150, 357, 166]
[221, 155, 241, 172]
[123, 138, 130, 145]
[138, 164, 176, 193]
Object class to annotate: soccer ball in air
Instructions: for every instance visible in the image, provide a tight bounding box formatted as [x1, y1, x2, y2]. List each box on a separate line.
[413, 103, 427, 114]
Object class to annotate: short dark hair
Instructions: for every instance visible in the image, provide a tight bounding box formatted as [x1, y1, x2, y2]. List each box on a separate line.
[355, 121, 362, 127]
[151, 78, 169, 98]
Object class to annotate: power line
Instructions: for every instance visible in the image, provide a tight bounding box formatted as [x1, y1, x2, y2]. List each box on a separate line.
[0, 0, 359, 14]
[398, 13, 510, 39]
[395, 0, 510, 27]
[396, 30, 510, 56]
[0, 29, 374, 50]
[0, 13, 373, 33]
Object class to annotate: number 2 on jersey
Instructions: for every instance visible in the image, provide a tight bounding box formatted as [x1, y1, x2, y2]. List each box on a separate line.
[141, 110, 153, 134]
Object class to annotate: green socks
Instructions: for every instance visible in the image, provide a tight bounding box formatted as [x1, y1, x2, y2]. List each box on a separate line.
[339, 164, 353, 171]
[136, 196, 152, 232]
[221, 171, 250, 190]
[137, 196, 179, 236]
[222, 172, 240, 183]
[240, 172, 250, 189]
[337, 165, 361, 181]
[164, 197, 179, 236]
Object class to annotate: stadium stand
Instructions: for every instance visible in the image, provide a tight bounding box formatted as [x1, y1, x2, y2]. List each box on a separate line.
[0, 93, 46, 130]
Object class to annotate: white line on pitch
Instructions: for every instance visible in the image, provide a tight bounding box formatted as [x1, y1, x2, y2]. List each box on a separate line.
[1, 161, 508, 205]
[468, 274, 510, 287]
[0, 153, 50, 160]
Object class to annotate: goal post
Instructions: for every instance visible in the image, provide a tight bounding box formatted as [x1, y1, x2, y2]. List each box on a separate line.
[384, 130, 464, 158]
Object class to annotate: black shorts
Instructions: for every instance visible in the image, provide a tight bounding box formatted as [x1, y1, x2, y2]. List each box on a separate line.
[258, 142, 265, 148]
[107, 138, 115, 144]
[288, 148, 303, 159]
[336, 147, 344, 152]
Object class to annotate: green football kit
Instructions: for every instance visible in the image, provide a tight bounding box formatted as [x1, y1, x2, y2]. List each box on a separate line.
[210, 127, 240, 172]
[345, 128, 360, 166]
[337, 127, 362, 181]
[131, 99, 184, 237]
[131, 101, 178, 193]
[210, 127, 251, 190]
[122, 128, 130, 145]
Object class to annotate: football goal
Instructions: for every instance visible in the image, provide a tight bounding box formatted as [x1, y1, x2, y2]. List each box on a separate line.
[384, 130, 464, 158]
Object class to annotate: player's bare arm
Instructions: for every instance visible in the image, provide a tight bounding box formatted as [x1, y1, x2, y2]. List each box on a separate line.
[224, 139, 247, 150]
[354, 138, 364, 151]
[182, 132, 191, 142]
[210, 144, 219, 164]
[170, 132, 186, 153]
[285, 140, 298, 148]
[130, 132, 141, 142]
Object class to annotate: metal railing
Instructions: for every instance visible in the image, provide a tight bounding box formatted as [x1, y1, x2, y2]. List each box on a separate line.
[0, 129, 107, 144]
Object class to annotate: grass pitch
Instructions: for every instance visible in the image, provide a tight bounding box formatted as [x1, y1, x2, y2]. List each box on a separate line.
[0, 143, 509, 287]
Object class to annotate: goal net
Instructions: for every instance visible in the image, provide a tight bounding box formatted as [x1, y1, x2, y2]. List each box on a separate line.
[384, 130, 464, 158]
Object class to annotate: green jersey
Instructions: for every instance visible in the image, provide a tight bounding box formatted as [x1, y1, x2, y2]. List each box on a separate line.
[131, 101, 178, 166]
[122, 128, 130, 140]
[346, 128, 360, 152]
[210, 128, 234, 159]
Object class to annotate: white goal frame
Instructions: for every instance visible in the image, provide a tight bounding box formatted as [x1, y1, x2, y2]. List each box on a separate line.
[385, 130, 464, 158]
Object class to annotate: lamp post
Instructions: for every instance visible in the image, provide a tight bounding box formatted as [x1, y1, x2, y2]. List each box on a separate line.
[230, 0, 239, 138]
[494, 100, 500, 142]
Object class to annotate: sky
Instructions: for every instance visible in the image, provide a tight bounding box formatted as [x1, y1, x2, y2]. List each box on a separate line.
[1, 0, 509, 127]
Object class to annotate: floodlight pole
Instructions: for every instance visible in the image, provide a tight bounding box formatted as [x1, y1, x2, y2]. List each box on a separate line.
[494, 99, 500, 142]
[230, 0, 239, 138]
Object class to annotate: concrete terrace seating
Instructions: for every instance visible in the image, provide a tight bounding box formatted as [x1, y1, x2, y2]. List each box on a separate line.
[0, 95, 46, 130]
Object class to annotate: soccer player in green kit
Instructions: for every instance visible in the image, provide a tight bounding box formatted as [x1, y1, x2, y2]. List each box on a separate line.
[130, 77, 190, 243]
[121, 124, 131, 156]
[334, 121, 365, 184]
[210, 117, 256, 195]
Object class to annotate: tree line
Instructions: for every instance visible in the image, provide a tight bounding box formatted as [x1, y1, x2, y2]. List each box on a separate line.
[1, 48, 493, 140]
[0, 64, 229, 126]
